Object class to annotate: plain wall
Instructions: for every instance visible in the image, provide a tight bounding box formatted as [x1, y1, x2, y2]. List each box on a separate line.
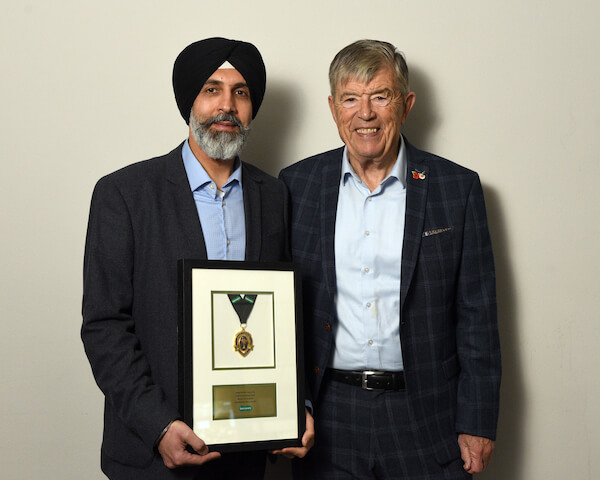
[1, 1, 599, 478]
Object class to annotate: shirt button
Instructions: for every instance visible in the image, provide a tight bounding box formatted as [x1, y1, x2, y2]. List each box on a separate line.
[222, 200, 226, 206]
[364, 267, 370, 273]
[368, 339, 373, 345]
[365, 230, 370, 236]
[313, 366, 320, 375]
[366, 302, 371, 308]
[324, 322, 331, 332]
[209, 184, 215, 189]
[227, 239, 231, 246]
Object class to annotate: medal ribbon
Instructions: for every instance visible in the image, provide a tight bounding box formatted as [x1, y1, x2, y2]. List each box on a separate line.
[227, 294, 257, 326]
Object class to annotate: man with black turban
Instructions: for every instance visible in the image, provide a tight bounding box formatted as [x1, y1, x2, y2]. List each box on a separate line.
[82, 37, 312, 479]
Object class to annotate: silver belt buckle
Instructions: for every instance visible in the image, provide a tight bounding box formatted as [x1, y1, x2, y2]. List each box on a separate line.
[361, 370, 384, 390]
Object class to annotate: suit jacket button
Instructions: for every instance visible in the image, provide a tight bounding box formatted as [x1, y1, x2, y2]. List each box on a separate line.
[324, 322, 331, 332]
[313, 366, 320, 375]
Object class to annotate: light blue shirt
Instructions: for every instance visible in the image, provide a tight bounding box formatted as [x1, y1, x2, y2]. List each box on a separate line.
[331, 138, 407, 371]
[182, 140, 246, 261]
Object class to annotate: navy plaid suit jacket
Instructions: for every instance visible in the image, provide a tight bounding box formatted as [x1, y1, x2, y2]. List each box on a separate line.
[279, 138, 501, 465]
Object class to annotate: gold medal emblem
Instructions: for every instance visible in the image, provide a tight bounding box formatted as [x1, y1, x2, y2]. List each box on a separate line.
[234, 325, 254, 357]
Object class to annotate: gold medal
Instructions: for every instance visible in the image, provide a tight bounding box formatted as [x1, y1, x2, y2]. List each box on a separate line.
[234, 324, 254, 357]
[228, 294, 258, 357]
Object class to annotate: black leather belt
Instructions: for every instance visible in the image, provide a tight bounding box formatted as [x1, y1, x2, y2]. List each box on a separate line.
[329, 369, 405, 391]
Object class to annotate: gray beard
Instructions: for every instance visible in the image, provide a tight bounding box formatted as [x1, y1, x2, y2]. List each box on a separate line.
[189, 112, 251, 161]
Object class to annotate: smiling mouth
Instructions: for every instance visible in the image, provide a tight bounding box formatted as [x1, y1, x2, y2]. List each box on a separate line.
[355, 128, 379, 134]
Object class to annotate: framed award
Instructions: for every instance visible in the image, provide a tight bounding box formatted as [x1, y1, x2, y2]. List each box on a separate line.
[178, 260, 305, 452]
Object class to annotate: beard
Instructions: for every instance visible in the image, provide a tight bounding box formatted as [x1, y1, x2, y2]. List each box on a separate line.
[189, 112, 251, 161]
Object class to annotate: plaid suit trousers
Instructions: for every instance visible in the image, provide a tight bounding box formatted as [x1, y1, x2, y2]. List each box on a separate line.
[294, 375, 471, 480]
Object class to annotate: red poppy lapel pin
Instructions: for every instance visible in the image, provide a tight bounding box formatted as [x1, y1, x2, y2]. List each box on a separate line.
[411, 169, 426, 180]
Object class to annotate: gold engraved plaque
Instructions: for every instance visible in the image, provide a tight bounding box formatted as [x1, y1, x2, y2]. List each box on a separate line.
[213, 383, 277, 420]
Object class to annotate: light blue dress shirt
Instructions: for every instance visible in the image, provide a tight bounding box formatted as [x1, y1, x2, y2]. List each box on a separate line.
[331, 138, 407, 371]
[182, 140, 246, 261]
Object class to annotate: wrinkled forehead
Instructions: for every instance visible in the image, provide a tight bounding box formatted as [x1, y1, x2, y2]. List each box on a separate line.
[335, 67, 401, 96]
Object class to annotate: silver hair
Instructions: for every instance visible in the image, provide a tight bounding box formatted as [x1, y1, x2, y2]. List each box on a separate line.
[329, 39, 410, 97]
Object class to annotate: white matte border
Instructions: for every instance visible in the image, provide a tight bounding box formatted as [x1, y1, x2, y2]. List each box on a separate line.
[190, 268, 299, 445]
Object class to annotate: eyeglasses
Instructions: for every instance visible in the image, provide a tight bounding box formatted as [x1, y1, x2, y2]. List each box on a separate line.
[337, 91, 401, 109]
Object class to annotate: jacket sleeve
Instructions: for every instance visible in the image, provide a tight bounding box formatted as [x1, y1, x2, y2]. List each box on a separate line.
[454, 175, 502, 440]
[81, 176, 180, 450]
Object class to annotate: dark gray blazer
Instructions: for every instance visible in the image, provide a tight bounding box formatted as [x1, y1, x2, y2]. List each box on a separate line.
[279, 139, 501, 465]
[82, 144, 289, 477]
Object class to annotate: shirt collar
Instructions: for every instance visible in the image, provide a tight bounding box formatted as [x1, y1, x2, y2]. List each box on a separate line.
[182, 139, 242, 192]
[341, 135, 407, 189]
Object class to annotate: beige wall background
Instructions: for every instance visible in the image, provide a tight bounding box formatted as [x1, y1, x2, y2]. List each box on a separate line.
[1, 1, 599, 478]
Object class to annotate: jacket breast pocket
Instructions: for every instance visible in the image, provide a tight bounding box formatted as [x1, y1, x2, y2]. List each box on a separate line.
[419, 228, 459, 281]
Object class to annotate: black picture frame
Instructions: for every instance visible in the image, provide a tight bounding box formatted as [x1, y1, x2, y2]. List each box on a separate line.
[178, 259, 305, 452]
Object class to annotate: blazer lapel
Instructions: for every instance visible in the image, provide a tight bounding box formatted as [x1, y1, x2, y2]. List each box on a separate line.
[165, 144, 208, 259]
[242, 162, 262, 262]
[401, 140, 429, 312]
[320, 150, 343, 299]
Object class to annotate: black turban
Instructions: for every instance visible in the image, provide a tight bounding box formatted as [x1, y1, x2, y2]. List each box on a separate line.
[173, 37, 266, 124]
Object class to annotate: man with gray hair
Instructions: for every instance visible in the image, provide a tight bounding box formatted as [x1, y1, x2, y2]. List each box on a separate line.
[280, 39, 501, 479]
